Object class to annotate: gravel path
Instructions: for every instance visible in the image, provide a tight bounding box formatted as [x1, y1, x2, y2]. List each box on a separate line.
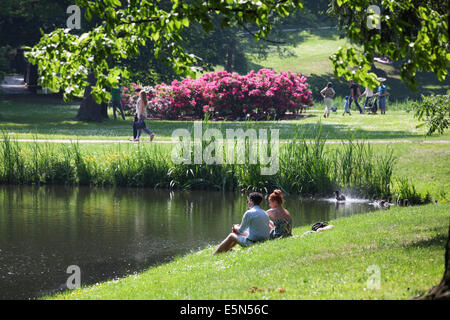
[0, 76, 29, 94]
[1, 138, 448, 144]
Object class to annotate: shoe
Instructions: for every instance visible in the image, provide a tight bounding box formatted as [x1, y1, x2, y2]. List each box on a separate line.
[150, 134, 155, 142]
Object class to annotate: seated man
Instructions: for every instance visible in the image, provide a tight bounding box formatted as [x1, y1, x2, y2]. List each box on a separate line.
[213, 192, 270, 254]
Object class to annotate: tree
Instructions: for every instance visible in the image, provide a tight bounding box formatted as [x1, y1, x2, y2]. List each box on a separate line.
[328, 0, 449, 90]
[329, 0, 449, 299]
[25, 0, 305, 120]
[415, 226, 450, 300]
[415, 95, 450, 136]
[0, 0, 74, 81]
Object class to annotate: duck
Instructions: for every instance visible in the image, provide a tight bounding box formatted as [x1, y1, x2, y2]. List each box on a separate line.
[334, 191, 346, 201]
[370, 196, 391, 209]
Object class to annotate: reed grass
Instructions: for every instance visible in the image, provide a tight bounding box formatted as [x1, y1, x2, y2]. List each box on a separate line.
[0, 127, 398, 198]
[394, 177, 432, 206]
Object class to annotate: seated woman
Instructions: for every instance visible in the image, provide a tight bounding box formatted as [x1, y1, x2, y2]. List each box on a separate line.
[266, 190, 292, 239]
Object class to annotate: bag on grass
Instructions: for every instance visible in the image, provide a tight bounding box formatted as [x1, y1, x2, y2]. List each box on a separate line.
[312, 221, 328, 232]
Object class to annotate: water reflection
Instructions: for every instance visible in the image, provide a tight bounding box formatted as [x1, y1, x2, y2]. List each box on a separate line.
[0, 185, 375, 299]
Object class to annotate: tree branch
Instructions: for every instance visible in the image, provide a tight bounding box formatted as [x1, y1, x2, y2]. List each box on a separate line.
[241, 24, 285, 44]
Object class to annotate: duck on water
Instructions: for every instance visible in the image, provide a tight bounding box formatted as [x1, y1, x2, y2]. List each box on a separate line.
[334, 191, 346, 201]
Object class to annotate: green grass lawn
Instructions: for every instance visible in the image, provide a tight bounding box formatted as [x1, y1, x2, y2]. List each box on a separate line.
[46, 202, 449, 300]
[246, 30, 350, 76]
[1, 98, 449, 142]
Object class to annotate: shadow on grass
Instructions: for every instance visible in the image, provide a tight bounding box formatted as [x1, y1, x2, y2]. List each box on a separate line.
[0, 94, 427, 140]
[404, 232, 448, 250]
[0, 118, 422, 140]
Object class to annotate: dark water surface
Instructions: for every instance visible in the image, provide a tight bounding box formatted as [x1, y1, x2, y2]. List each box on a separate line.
[0, 185, 376, 299]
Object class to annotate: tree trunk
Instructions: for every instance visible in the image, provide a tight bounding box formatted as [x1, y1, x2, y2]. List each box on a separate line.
[415, 225, 450, 300]
[25, 62, 39, 94]
[75, 72, 109, 122]
[15, 49, 27, 78]
[225, 39, 235, 73]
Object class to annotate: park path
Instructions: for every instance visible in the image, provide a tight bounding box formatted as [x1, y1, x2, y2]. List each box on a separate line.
[1, 138, 449, 144]
[0, 76, 29, 95]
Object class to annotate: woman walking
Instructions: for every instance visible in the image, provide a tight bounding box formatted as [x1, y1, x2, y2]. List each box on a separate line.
[320, 82, 335, 117]
[135, 90, 155, 142]
[349, 80, 363, 114]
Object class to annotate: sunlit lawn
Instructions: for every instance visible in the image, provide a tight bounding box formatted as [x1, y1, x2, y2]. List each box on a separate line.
[46, 202, 449, 300]
[1, 98, 448, 142]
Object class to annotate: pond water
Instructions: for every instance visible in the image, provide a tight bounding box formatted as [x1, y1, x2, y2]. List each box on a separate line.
[0, 185, 376, 299]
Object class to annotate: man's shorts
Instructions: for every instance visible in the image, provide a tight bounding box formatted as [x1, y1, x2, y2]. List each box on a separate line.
[379, 97, 386, 110]
[237, 235, 256, 247]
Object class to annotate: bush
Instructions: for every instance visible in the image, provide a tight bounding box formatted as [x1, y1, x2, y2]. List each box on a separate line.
[122, 69, 312, 120]
[415, 94, 450, 136]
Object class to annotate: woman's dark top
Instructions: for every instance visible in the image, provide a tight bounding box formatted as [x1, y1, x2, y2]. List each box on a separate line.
[270, 217, 293, 239]
[350, 84, 359, 98]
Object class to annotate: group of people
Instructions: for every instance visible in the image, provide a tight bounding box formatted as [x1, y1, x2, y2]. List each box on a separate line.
[320, 78, 387, 117]
[213, 190, 336, 254]
[214, 190, 292, 254]
[109, 85, 155, 142]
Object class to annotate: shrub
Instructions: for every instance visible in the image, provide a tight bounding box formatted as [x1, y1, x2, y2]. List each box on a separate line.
[415, 94, 450, 136]
[127, 69, 312, 120]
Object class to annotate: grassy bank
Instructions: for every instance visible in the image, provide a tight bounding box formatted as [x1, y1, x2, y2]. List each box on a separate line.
[47, 202, 449, 300]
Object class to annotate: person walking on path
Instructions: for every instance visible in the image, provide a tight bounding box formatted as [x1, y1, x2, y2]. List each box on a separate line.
[130, 87, 141, 141]
[135, 90, 155, 142]
[111, 85, 126, 120]
[320, 82, 335, 117]
[349, 80, 363, 114]
[374, 77, 388, 114]
[361, 86, 374, 108]
[361, 85, 378, 113]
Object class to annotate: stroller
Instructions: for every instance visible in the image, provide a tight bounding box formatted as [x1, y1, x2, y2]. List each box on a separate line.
[364, 96, 378, 114]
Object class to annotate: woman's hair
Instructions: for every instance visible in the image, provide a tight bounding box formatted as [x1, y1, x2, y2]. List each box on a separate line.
[269, 189, 283, 205]
[139, 90, 148, 106]
[327, 82, 333, 88]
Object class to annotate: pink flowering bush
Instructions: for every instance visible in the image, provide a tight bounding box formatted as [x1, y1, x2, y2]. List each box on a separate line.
[124, 69, 312, 120]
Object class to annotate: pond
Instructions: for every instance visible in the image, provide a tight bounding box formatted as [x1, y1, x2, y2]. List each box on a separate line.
[0, 185, 376, 299]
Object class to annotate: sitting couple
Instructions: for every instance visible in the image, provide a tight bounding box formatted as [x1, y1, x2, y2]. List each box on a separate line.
[213, 190, 292, 254]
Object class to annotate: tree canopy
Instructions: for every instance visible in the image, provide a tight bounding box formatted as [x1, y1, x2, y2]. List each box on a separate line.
[25, 0, 449, 103]
[328, 0, 449, 90]
[26, 0, 305, 103]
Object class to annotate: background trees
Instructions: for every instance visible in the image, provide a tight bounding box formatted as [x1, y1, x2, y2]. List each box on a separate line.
[328, 0, 448, 90]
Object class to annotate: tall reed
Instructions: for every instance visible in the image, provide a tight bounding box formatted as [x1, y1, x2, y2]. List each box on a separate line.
[0, 127, 398, 198]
